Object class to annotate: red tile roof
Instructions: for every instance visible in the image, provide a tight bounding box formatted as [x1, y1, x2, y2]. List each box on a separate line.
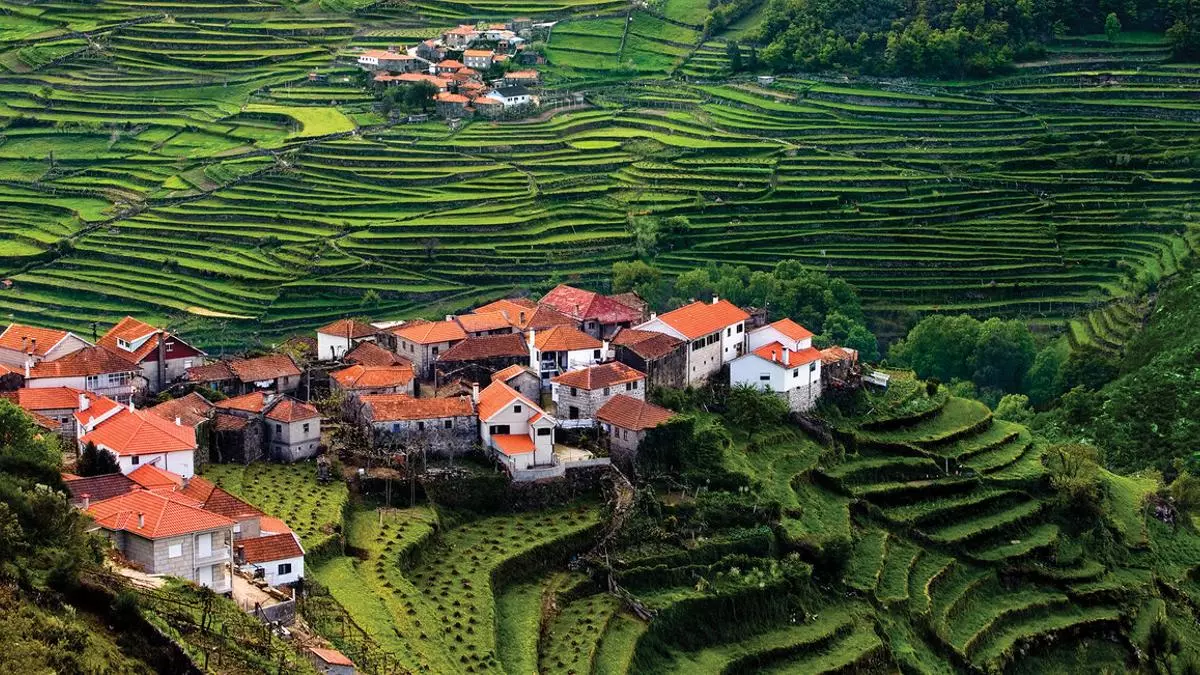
[540, 284, 642, 325]
[361, 394, 474, 421]
[2, 386, 86, 411]
[317, 318, 377, 340]
[73, 395, 122, 427]
[393, 320, 466, 345]
[463, 49, 493, 57]
[228, 354, 301, 383]
[436, 59, 465, 69]
[186, 361, 234, 383]
[766, 318, 814, 342]
[437, 333, 527, 362]
[751, 342, 823, 368]
[127, 463, 184, 490]
[359, 49, 410, 60]
[0, 323, 78, 356]
[264, 397, 320, 423]
[345, 341, 408, 367]
[259, 516, 292, 535]
[80, 407, 197, 456]
[213, 412, 249, 432]
[492, 433, 534, 456]
[476, 380, 542, 422]
[820, 346, 858, 365]
[215, 391, 268, 414]
[551, 361, 644, 391]
[653, 299, 749, 340]
[454, 311, 514, 334]
[239, 532, 303, 563]
[88, 489, 235, 539]
[435, 92, 470, 104]
[531, 325, 601, 352]
[491, 364, 534, 383]
[28, 346, 137, 379]
[475, 297, 536, 314]
[519, 306, 577, 331]
[147, 392, 213, 428]
[179, 476, 261, 520]
[331, 364, 415, 390]
[610, 328, 683, 360]
[447, 25, 477, 35]
[64, 473, 135, 505]
[309, 648, 355, 668]
[596, 394, 675, 431]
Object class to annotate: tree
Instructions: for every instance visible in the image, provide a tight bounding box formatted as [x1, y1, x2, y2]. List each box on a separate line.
[1045, 443, 1105, 519]
[993, 393, 1034, 424]
[76, 441, 119, 477]
[970, 317, 1036, 393]
[889, 315, 981, 383]
[725, 384, 789, 432]
[727, 40, 743, 71]
[1105, 12, 1122, 41]
[612, 260, 665, 306]
[1024, 345, 1067, 407]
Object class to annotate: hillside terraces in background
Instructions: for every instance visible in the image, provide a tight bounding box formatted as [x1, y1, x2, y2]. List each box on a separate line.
[0, 3, 1196, 353]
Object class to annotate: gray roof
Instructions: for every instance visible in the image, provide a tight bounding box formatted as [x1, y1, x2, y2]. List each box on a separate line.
[496, 85, 531, 97]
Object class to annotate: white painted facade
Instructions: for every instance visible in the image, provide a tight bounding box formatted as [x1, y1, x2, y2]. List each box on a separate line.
[116, 449, 196, 479]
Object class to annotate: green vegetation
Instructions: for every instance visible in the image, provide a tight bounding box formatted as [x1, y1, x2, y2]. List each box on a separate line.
[203, 462, 349, 551]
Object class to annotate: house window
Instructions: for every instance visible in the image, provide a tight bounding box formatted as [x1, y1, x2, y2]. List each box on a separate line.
[131, 455, 141, 465]
[168, 543, 183, 558]
[278, 563, 292, 575]
[810, 362, 817, 372]
[85, 375, 100, 389]
[603, 387, 610, 396]
[275, 424, 282, 433]
[302, 423, 310, 434]
[184, 360, 193, 369]
[443, 419, 452, 429]
[570, 387, 577, 396]
[593, 349, 601, 360]
[417, 421, 425, 431]
[165, 342, 174, 353]
[759, 374, 770, 381]
[392, 423, 401, 432]
[431, 346, 439, 356]
[513, 404, 522, 413]
[736, 324, 743, 333]
[569, 406, 579, 420]
[691, 340, 703, 351]
[793, 369, 799, 377]
[536, 427, 551, 436]
[727, 328, 732, 337]
[489, 424, 510, 435]
[233, 523, 241, 534]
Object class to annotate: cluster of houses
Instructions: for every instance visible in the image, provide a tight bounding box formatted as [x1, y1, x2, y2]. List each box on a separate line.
[356, 19, 545, 119]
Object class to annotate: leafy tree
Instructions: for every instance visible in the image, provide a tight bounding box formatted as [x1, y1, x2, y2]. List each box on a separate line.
[1046, 443, 1105, 519]
[1105, 12, 1123, 40]
[612, 260, 665, 306]
[1168, 470, 1200, 515]
[888, 314, 981, 382]
[76, 441, 120, 477]
[727, 40, 743, 71]
[637, 415, 728, 479]
[725, 384, 789, 432]
[1061, 346, 1119, 391]
[994, 393, 1034, 424]
[1024, 344, 1067, 407]
[971, 317, 1036, 393]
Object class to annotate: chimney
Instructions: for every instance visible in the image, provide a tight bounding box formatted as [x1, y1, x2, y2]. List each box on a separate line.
[518, 310, 526, 324]
[445, 314, 454, 322]
[20, 336, 26, 351]
[79, 393, 89, 411]
[81, 493, 90, 510]
[24, 358, 31, 378]
[471, 382, 480, 403]
[527, 329, 535, 347]
[137, 513, 145, 529]
[712, 294, 719, 305]
[29, 337, 36, 352]
[650, 312, 656, 321]
[174, 416, 182, 426]
[783, 347, 790, 364]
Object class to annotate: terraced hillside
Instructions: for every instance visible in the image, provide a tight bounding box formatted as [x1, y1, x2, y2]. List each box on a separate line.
[0, 2, 1196, 350]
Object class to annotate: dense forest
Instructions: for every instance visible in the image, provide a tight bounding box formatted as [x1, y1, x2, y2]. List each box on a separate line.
[752, 0, 1200, 76]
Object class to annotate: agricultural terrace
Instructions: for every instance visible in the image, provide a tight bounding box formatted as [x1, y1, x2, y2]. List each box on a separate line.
[0, 0, 1195, 349]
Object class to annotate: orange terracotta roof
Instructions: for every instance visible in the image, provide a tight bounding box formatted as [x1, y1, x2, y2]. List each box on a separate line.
[309, 648, 354, 667]
[228, 354, 301, 383]
[454, 311, 514, 334]
[187, 361, 234, 383]
[361, 394, 474, 421]
[654, 299, 749, 340]
[147, 392, 213, 428]
[596, 394, 674, 431]
[26, 409, 57, 430]
[359, 49, 411, 60]
[471, 97, 502, 105]
[331, 364, 414, 390]
[73, 395, 122, 427]
[239, 532, 303, 563]
[491, 364, 534, 383]
[766, 318, 814, 342]
[437, 333, 527, 362]
[506, 69, 539, 79]
[475, 298, 536, 314]
[447, 25, 478, 35]
[751, 342, 823, 368]
[0, 323, 78, 356]
[264, 397, 320, 423]
[540, 284, 642, 325]
[436, 59, 465, 69]
[388, 73, 451, 88]
[476, 380, 542, 421]
[97, 316, 165, 363]
[28, 346, 137, 379]
[820, 346, 858, 365]
[317, 318, 377, 340]
[213, 412, 249, 432]
[127, 463, 184, 491]
[88, 489, 234, 539]
[345, 341, 408, 367]
[551, 361, 644, 391]
[610, 328, 682, 360]
[3, 386, 86, 411]
[179, 476, 261, 520]
[80, 407, 196, 456]
[393, 320, 466, 345]
[435, 92, 470, 104]
[215, 391, 268, 414]
[259, 516, 292, 535]
[492, 433, 534, 456]
[463, 49, 493, 57]
[531, 325, 601, 352]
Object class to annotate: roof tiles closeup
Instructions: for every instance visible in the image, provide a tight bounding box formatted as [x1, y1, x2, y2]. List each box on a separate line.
[264, 397, 320, 423]
[360, 393, 474, 421]
[531, 325, 601, 352]
[392, 320, 467, 345]
[2, 386, 87, 411]
[476, 380, 542, 422]
[437, 333, 527, 362]
[596, 394, 675, 431]
[454, 311, 515, 334]
[215, 391, 269, 414]
[28, 346, 137, 379]
[610, 329, 683, 360]
[654, 299, 749, 340]
[317, 318, 378, 340]
[344, 341, 409, 367]
[539, 284, 642, 325]
[238, 532, 303, 563]
[88, 489, 235, 539]
[766, 318, 815, 342]
[751, 342, 823, 367]
[331, 364, 415, 390]
[0, 323, 78, 356]
[551, 361, 644, 391]
[80, 406, 197, 456]
[146, 392, 214, 428]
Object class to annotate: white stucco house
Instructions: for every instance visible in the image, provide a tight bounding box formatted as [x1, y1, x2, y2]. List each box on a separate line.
[77, 397, 198, 478]
[635, 297, 749, 385]
[527, 326, 605, 387]
[237, 532, 305, 586]
[476, 380, 557, 477]
[316, 318, 378, 362]
[729, 318, 824, 412]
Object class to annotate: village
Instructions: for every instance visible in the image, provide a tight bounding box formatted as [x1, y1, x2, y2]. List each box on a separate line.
[0, 284, 865, 671]
[354, 19, 549, 120]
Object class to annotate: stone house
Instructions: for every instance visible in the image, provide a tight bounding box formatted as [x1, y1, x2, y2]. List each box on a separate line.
[2, 387, 106, 440]
[434, 92, 470, 117]
[490, 364, 541, 404]
[453, 311, 515, 337]
[389, 320, 467, 380]
[610, 328, 687, 390]
[356, 50, 417, 72]
[86, 489, 235, 592]
[264, 397, 321, 462]
[595, 394, 674, 471]
[476, 380, 556, 476]
[343, 341, 409, 368]
[186, 354, 302, 396]
[360, 393, 477, 456]
[729, 318, 823, 413]
[316, 318, 378, 362]
[539, 284, 644, 339]
[462, 49, 494, 69]
[635, 297, 748, 386]
[0, 323, 90, 369]
[527, 326, 605, 388]
[550, 361, 645, 421]
[97, 316, 205, 394]
[434, 333, 528, 387]
[330, 364, 416, 397]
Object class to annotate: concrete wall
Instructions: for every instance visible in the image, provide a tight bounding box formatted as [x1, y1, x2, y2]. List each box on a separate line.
[372, 415, 477, 456]
[686, 336, 724, 385]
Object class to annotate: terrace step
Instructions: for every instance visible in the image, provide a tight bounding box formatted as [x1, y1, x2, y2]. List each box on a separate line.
[967, 523, 1060, 562]
[756, 622, 885, 674]
[843, 529, 888, 592]
[880, 487, 1018, 528]
[923, 499, 1043, 545]
[968, 604, 1123, 670]
[875, 539, 921, 605]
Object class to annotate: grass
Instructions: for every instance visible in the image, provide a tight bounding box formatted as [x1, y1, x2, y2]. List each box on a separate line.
[203, 462, 348, 550]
